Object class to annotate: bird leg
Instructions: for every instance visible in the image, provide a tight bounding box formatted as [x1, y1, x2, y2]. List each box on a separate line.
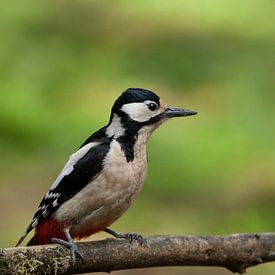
[105, 228, 144, 245]
[51, 229, 84, 264]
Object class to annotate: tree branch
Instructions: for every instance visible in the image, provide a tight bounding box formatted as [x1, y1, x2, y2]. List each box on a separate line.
[1, 233, 275, 274]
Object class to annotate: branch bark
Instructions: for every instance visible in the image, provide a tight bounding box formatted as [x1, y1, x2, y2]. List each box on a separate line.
[1, 233, 275, 274]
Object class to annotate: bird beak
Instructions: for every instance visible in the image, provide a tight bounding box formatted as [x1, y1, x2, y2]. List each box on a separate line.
[163, 106, 198, 118]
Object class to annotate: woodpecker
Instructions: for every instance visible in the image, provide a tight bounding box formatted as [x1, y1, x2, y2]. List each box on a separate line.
[16, 88, 197, 263]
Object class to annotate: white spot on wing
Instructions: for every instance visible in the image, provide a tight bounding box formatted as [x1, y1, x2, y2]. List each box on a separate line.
[42, 210, 48, 217]
[37, 205, 45, 211]
[52, 198, 58, 207]
[31, 218, 38, 227]
[49, 142, 100, 191]
[45, 191, 60, 199]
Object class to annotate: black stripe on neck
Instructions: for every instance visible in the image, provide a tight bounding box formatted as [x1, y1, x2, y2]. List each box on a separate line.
[115, 113, 142, 162]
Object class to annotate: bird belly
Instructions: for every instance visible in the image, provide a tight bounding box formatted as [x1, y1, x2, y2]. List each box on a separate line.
[55, 140, 147, 240]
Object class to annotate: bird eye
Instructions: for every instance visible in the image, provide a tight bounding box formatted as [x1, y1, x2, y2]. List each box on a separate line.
[147, 102, 158, 111]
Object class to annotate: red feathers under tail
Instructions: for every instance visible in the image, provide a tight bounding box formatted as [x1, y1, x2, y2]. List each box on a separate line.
[27, 218, 66, 246]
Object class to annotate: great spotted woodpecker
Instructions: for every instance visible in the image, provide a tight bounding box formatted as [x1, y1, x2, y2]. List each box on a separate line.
[16, 88, 197, 263]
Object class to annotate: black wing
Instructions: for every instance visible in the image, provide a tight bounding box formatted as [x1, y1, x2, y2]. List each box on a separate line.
[24, 130, 111, 235]
[15, 128, 112, 247]
[31, 140, 110, 226]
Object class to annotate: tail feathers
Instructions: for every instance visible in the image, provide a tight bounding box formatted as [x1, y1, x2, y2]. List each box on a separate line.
[16, 218, 66, 246]
[16, 234, 26, 247]
[29, 218, 66, 245]
[16, 225, 33, 247]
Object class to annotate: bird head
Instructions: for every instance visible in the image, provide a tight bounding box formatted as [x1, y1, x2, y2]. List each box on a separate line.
[106, 88, 197, 139]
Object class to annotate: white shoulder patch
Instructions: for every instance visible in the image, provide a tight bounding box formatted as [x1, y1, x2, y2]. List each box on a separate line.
[49, 142, 101, 191]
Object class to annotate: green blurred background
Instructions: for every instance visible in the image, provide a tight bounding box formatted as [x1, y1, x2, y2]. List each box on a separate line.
[1, 1, 275, 274]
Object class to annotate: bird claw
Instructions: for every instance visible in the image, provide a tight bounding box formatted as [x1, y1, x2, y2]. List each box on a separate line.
[50, 237, 84, 264]
[121, 232, 144, 245]
[105, 228, 143, 245]
[69, 242, 84, 264]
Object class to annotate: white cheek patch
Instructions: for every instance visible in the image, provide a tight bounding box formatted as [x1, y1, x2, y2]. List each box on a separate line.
[121, 102, 161, 122]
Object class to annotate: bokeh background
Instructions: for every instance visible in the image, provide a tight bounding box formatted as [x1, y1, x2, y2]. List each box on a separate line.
[1, 1, 275, 274]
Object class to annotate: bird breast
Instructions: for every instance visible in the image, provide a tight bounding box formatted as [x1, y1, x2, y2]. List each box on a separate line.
[102, 137, 148, 206]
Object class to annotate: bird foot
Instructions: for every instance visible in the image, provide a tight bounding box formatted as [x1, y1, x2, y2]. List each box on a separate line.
[105, 228, 144, 245]
[117, 232, 144, 245]
[50, 237, 84, 264]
